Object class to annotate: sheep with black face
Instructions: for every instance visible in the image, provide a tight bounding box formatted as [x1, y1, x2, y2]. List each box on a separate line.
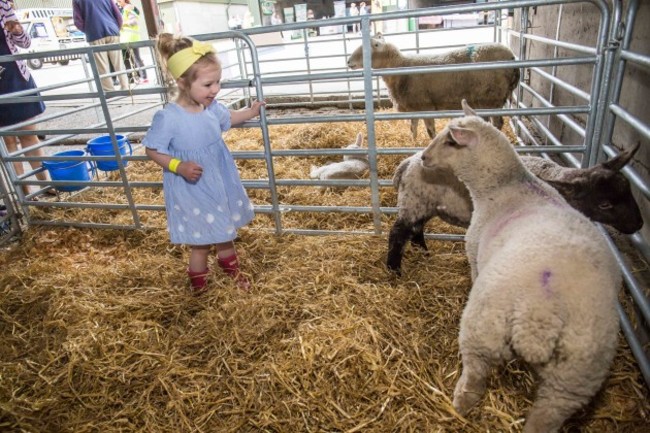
[386, 144, 643, 274]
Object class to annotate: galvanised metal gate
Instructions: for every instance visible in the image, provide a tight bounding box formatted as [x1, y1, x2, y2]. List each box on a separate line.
[0, 0, 648, 386]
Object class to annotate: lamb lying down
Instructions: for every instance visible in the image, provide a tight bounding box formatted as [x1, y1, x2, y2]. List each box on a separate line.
[387, 143, 643, 274]
[420, 100, 621, 433]
[310, 133, 369, 188]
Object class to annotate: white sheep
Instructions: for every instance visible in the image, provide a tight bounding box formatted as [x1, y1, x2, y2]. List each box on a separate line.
[309, 133, 369, 188]
[347, 33, 519, 139]
[420, 100, 621, 433]
[387, 145, 643, 273]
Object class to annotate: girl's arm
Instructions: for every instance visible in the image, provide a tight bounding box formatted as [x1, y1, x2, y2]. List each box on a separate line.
[230, 99, 266, 126]
[146, 147, 203, 183]
[3, 4, 31, 49]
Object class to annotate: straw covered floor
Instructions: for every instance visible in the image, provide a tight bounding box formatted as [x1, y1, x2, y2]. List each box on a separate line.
[1, 111, 648, 432]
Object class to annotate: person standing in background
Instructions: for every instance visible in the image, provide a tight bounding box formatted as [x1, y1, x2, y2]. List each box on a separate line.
[371, 0, 382, 33]
[358, 1, 368, 34]
[73, 0, 129, 92]
[270, 10, 283, 25]
[117, 0, 148, 84]
[349, 3, 359, 33]
[242, 9, 254, 29]
[359, 2, 368, 15]
[1, 0, 54, 199]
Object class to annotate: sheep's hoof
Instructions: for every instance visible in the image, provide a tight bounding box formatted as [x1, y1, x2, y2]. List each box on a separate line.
[452, 390, 481, 416]
[387, 265, 402, 277]
[386, 260, 402, 276]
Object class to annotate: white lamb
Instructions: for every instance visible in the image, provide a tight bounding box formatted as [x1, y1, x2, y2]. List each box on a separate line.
[309, 133, 369, 188]
[420, 100, 621, 433]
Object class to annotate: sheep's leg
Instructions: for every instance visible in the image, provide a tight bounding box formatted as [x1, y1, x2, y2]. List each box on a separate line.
[490, 116, 504, 130]
[465, 238, 479, 282]
[423, 118, 436, 138]
[523, 358, 612, 433]
[387, 218, 413, 274]
[454, 283, 510, 415]
[410, 119, 419, 140]
[409, 218, 428, 251]
[453, 352, 492, 416]
[523, 395, 589, 433]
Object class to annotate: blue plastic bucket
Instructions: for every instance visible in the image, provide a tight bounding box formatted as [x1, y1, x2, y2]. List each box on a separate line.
[86, 134, 133, 171]
[42, 150, 94, 192]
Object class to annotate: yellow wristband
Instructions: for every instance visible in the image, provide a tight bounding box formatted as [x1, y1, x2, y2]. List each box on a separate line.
[168, 158, 182, 173]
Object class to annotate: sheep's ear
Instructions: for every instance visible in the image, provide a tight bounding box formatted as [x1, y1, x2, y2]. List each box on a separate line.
[449, 126, 478, 148]
[601, 142, 640, 172]
[461, 99, 478, 116]
[355, 132, 363, 146]
[544, 178, 587, 200]
[372, 33, 385, 47]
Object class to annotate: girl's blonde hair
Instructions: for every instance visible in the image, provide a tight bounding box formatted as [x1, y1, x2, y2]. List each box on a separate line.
[155, 33, 221, 96]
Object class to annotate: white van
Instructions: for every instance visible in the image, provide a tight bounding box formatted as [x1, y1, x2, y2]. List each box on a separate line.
[16, 8, 87, 70]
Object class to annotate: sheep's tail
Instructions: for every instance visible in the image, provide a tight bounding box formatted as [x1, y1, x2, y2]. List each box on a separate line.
[511, 301, 564, 365]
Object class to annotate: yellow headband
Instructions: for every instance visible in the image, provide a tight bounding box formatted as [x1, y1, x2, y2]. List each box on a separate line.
[167, 40, 216, 79]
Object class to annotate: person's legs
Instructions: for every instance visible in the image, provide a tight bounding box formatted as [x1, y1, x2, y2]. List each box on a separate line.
[3, 135, 28, 195]
[133, 48, 147, 80]
[122, 48, 137, 84]
[18, 124, 48, 183]
[216, 241, 250, 290]
[108, 57, 118, 86]
[3, 125, 48, 196]
[90, 39, 115, 92]
[188, 245, 211, 292]
[104, 36, 129, 90]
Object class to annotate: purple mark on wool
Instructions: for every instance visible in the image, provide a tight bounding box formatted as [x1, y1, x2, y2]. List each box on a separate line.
[525, 179, 565, 207]
[486, 208, 533, 240]
[541, 269, 553, 298]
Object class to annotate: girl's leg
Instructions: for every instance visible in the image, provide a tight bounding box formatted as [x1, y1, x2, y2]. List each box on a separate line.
[215, 241, 250, 290]
[187, 245, 211, 292]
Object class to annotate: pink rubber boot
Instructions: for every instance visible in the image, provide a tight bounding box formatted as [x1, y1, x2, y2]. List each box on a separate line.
[217, 253, 250, 291]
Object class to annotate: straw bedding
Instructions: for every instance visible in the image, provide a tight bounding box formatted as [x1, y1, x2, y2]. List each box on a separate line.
[1, 112, 648, 432]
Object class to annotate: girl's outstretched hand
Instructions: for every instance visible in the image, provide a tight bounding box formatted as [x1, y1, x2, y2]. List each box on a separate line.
[251, 99, 266, 116]
[178, 161, 203, 183]
[230, 99, 267, 125]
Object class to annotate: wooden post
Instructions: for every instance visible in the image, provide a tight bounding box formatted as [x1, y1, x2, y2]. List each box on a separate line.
[139, 0, 163, 38]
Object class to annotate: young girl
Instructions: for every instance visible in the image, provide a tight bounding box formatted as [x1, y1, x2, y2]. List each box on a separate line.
[143, 33, 265, 293]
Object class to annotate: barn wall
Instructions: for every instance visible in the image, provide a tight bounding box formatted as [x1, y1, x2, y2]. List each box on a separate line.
[515, 0, 649, 244]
